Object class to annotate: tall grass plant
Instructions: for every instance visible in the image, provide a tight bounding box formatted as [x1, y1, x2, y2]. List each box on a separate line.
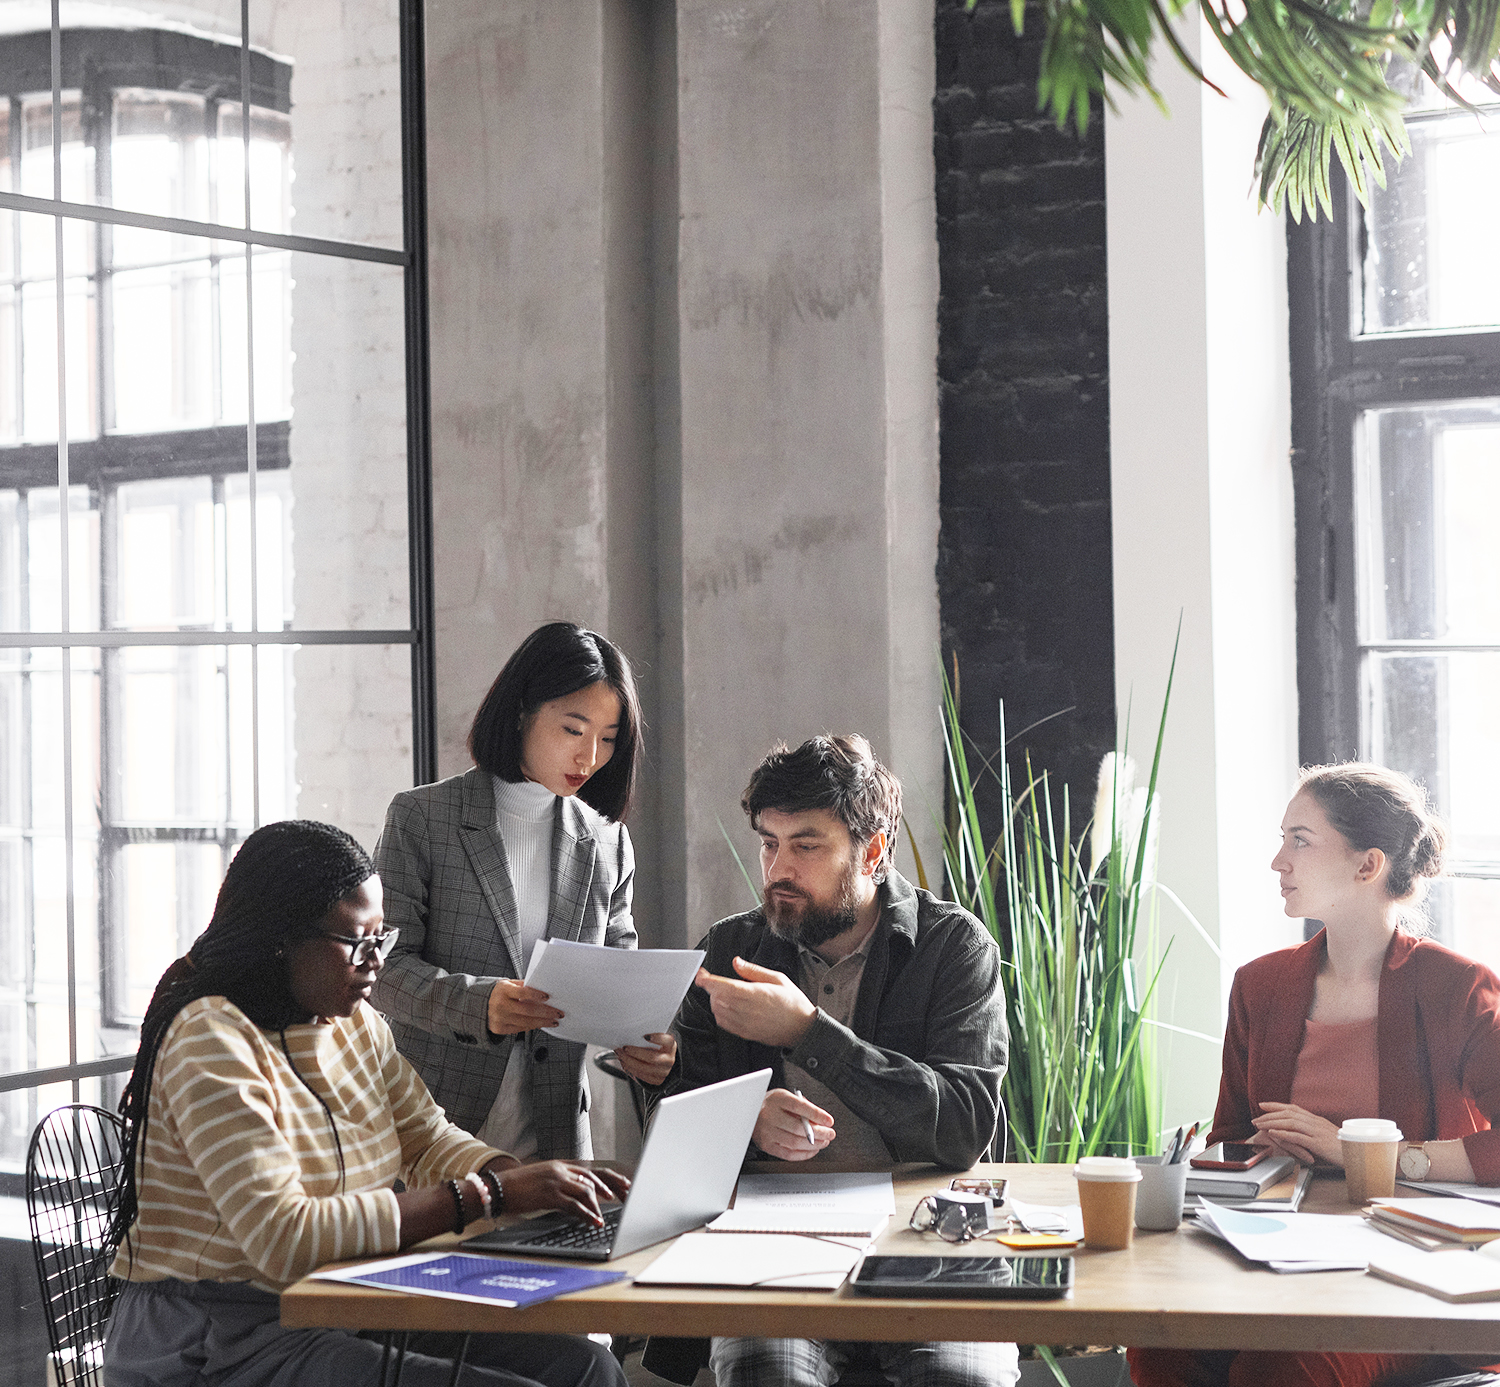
[917, 653, 1178, 1164]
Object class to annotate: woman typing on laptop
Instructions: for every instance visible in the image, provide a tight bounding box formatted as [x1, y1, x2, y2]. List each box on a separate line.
[103, 820, 629, 1387]
[1129, 764, 1500, 1387]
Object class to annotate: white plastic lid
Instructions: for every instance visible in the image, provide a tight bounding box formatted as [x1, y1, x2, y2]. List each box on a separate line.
[1074, 1156, 1143, 1182]
[1339, 1118, 1403, 1142]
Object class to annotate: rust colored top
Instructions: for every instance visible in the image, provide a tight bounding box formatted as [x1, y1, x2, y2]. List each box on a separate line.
[1207, 930, 1500, 1184]
[1289, 1016, 1379, 1130]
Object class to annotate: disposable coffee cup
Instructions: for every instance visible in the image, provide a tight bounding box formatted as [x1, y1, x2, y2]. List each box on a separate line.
[1340, 1118, 1402, 1204]
[1133, 1155, 1189, 1231]
[1074, 1156, 1142, 1249]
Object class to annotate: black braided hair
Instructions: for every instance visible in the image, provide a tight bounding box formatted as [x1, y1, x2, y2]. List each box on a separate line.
[105, 820, 375, 1263]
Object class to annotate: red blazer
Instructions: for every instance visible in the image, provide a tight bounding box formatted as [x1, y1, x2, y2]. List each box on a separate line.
[1208, 929, 1500, 1185]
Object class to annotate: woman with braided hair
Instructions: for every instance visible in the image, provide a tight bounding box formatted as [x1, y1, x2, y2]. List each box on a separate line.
[1128, 764, 1500, 1387]
[103, 819, 630, 1387]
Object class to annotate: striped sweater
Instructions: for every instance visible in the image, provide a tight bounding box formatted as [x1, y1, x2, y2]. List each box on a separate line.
[112, 995, 504, 1292]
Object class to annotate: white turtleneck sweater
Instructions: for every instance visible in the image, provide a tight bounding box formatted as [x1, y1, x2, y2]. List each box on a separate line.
[475, 775, 585, 1160]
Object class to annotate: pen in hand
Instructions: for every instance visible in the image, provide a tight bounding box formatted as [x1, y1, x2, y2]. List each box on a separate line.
[793, 1089, 817, 1148]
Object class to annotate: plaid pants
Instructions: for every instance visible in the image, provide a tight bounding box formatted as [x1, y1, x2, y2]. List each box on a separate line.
[709, 1337, 1020, 1387]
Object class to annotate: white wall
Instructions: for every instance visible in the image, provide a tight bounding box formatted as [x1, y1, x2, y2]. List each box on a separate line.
[1106, 18, 1299, 1131]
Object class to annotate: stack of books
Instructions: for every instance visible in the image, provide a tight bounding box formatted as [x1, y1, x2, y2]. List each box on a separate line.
[1366, 1198, 1500, 1249]
[1184, 1156, 1307, 1213]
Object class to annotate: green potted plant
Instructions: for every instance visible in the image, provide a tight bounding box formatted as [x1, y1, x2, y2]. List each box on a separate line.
[912, 652, 1191, 1386]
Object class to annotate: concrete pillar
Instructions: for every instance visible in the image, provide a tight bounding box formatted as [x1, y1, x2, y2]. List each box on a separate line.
[1105, 18, 1298, 1129]
[669, 0, 942, 937]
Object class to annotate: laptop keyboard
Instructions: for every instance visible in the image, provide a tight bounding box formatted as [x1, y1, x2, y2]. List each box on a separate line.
[517, 1205, 623, 1251]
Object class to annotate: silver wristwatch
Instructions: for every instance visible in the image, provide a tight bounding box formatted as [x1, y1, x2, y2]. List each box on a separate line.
[1398, 1142, 1432, 1181]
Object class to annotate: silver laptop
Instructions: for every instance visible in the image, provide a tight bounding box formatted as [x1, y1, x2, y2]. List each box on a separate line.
[465, 1067, 771, 1262]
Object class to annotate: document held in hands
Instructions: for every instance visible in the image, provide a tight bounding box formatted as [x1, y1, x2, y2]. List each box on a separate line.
[523, 939, 704, 1050]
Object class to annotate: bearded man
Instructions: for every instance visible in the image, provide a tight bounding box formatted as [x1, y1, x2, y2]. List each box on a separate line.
[650, 733, 1016, 1387]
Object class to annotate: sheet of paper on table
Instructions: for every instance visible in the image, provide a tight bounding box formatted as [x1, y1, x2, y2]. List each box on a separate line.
[635, 1231, 869, 1290]
[1195, 1200, 1394, 1273]
[708, 1207, 889, 1237]
[734, 1171, 896, 1215]
[1007, 1196, 1084, 1241]
[1400, 1180, 1500, 1206]
[523, 939, 704, 1050]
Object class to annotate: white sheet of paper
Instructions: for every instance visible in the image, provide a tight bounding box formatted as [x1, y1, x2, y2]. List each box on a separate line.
[522, 939, 704, 1050]
[707, 1208, 890, 1237]
[1196, 1200, 1392, 1267]
[733, 1172, 897, 1215]
[634, 1231, 868, 1290]
[1400, 1180, 1500, 1206]
[1007, 1196, 1085, 1240]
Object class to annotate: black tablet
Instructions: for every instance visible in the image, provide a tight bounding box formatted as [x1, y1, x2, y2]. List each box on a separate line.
[850, 1254, 1073, 1300]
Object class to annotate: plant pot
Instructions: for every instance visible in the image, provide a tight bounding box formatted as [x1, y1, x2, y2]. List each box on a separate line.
[1017, 1347, 1129, 1387]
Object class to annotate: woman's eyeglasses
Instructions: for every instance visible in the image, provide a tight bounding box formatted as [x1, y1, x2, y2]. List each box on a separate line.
[320, 928, 400, 967]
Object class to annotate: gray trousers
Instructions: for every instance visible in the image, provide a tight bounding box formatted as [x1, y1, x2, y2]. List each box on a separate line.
[710, 1336, 1020, 1387]
[104, 1278, 627, 1387]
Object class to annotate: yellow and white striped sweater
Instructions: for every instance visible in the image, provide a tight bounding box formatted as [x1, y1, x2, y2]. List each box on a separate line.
[112, 995, 504, 1293]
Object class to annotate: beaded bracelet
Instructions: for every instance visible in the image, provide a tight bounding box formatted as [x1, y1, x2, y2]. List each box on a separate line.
[465, 1170, 492, 1220]
[480, 1166, 505, 1215]
[445, 1178, 467, 1235]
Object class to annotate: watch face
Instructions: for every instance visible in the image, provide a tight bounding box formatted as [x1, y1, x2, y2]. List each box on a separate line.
[1399, 1147, 1429, 1179]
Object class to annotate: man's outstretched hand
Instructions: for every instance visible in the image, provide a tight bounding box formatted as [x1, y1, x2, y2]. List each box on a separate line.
[694, 957, 817, 1048]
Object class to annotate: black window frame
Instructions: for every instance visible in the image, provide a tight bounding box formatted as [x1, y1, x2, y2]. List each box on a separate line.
[1288, 167, 1500, 770]
[0, 3, 435, 1111]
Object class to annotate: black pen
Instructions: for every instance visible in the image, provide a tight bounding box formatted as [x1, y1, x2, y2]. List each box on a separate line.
[1173, 1122, 1200, 1164]
[1164, 1125, 1184, 1165]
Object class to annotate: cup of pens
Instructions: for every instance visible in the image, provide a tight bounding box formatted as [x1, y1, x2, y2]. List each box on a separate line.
[1133, 1156, 1189, 1230]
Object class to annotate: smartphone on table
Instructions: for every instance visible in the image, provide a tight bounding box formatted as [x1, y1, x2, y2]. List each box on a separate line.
[1190, 1142, 1269, 1171]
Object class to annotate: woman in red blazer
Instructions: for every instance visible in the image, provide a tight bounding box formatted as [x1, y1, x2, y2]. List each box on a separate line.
[1129, 763, 1500, 1387]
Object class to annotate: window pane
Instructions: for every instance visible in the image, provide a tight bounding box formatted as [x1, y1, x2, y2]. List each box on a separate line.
[0, 645, 102, 1078]
[1362, 107, 1500, 335]
[19, 91, 90, 206]
[1365, 651, 1500, 869]
[0, 485, 97, 634]
[215, 101, 291, 236]
[109, 224, 275, 435]
[254, 0, 402, 249]
[110, 841, 225, 1023]
[1356, 401, 1500, 643]
[284, 641, 413, 849]
[1426, 878, 1500, 978]
[270, 254, 409, 630]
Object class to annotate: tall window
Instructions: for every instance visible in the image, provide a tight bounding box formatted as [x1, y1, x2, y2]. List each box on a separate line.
[0, 9, 430, 1184]
[1289, 72, 1500, 964]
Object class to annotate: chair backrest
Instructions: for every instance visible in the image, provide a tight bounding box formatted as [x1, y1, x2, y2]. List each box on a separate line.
[26, 1104, 127, 1387]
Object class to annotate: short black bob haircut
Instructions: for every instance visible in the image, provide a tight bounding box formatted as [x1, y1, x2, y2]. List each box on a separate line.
[741, 734, 902, 883]
[468, 622, 642, 822]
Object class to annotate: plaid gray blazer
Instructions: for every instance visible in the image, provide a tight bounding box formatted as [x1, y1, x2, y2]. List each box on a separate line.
[370, 767, 636, 1156]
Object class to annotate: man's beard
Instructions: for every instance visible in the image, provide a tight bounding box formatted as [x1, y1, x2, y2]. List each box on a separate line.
[763, 858, 861, 949]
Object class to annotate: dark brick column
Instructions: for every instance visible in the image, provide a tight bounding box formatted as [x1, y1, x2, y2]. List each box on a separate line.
[934, 0, 1115, 828]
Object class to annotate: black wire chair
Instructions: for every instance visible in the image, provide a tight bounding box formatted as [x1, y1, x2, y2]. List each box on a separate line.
[25, 1104, 126, 1387]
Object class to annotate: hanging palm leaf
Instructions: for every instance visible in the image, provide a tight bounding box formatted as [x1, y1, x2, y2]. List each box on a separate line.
[967, 0, 1500, 216]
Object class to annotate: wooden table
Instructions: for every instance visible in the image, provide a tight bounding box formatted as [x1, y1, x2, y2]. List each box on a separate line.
[281, 1163, 1500, 1355]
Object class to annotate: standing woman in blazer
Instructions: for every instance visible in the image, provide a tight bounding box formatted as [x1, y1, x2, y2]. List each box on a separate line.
[1129, 763, 1500, 1387]
[372, 623, 674, 1159]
